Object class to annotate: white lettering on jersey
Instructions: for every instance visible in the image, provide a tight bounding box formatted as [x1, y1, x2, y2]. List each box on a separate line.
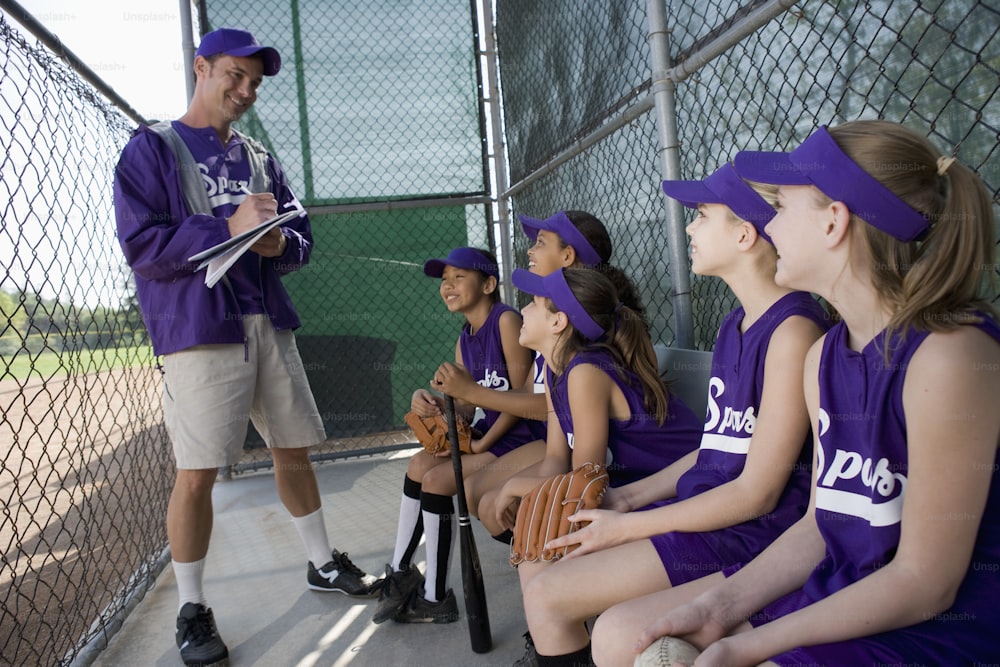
[703, 377, 755, 435]
[479, 368, 510, 392]
[699, 432, 751, 455]
[814, 487, 905, 527]
[566, 431, 614, 466]
[199, 163, 250, 209]
[814, 407, 906, 526]
[532, 353, 546, 394]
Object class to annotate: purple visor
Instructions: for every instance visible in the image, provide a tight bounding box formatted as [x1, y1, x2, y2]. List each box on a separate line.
[423, 247, 499, 279]
[512, 268, 605, 341]
[517, 211, 603, 267]
[661, 163, 774, 244]
[733, 126, 930, 242]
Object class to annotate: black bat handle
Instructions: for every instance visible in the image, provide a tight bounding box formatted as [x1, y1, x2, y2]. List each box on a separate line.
[446, 395, 472, 518]
[444, 395, 493, 653]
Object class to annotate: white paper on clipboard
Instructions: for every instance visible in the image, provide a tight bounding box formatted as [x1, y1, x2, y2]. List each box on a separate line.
[188, 208, 305, 288]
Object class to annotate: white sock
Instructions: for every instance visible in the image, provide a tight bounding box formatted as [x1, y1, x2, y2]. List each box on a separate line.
[391, 492, 423, 572]
[420, 507, 456, 604]
[173, 558, 207, 612]
[291, 508, 333, 568]
[421, 509, 441, 603]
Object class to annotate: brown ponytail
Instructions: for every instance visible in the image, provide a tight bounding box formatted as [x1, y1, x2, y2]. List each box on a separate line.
[549, 268, 669, 425]
[827, 121, 997, 337]
[561, 210, 649, 324]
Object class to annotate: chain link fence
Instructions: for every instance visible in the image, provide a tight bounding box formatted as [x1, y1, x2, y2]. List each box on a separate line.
[1, 0, 998, 665]
[0, 11, 173, 667]
[498, 0, 1000, 349]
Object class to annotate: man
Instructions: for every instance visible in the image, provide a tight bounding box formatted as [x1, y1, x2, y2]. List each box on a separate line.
[114, 27, 379, 667]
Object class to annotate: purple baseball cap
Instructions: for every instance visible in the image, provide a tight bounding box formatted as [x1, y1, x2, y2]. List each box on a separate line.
[661, 163, 775, 245]
[196, 28, 281, 76]
[517, 211, 603, 267]
[512, 268, 605, 341]
[423, 247, 499, 279]
[733, 126, 930, 242]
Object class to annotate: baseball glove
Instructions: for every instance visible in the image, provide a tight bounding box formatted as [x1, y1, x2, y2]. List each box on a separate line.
[404, 411, 473, 455]
[510, 462, 609, 566]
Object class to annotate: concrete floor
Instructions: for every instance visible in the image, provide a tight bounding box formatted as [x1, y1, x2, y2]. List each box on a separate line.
[93, 450, 531, 667]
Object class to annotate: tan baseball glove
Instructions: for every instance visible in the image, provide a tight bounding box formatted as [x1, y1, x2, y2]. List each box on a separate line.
[404, 411, 473, 455]
[510, 462, 609, 566]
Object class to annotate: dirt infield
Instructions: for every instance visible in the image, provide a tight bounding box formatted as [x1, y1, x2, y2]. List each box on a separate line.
[0, 366, 172, 665]
[0, 366, 415, 665]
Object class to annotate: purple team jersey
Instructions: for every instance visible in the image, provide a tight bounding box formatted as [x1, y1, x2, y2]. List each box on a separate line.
[546, 348, 703, 486]
[676, 292, 828, 501]
[171, 122, 270, 315]
[459, 302, 545, 456]
[759, 313, 1000, 665]
[115, 121, 309, 355]
[649, 292, 829, 584]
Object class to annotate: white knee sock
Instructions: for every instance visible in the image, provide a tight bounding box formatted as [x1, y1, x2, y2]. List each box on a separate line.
[173, 558, 207, 611]
[391, 487, 423, 571]
[291, 508, 333, 567]
[421, 509, 442, 603]
[420, 492, 456, 604]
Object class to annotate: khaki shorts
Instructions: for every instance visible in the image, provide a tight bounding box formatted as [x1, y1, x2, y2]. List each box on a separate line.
[162, 314, 326, 469]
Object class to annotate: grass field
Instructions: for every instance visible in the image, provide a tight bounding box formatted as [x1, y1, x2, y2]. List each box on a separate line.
[0, 346, 155, 381]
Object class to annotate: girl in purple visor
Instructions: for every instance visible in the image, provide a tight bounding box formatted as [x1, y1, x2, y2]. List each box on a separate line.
[611, 121, 1000, 666]
[533, 163, 829, 667]
[431, 211, 646, 543]
[375, 247, 544, 625]
[500, 267, 704, 666]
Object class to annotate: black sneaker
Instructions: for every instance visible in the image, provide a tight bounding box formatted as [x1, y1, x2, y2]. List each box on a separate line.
[308, 549, 380, 597]
[175, 603, 228, 667]
[393, 587, 460, 624]
[372, 564, 425, 624]
[513, 630, 539, 667]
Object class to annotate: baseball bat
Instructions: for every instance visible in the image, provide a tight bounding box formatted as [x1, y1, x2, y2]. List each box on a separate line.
[444, 395, 492, 653]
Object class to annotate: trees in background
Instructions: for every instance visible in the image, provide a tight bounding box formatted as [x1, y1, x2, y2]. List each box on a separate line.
[0, 288, 146, 356]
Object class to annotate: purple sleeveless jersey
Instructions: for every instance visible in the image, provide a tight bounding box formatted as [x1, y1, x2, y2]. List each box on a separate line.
[459, 302, 545, 456]
[649, 292, 830, 584]
[758, 313, 1000, 665]
[546, 348, 703, 486]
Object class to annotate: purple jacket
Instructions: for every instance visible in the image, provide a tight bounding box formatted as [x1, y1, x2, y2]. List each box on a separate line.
[113, 122, 311, 356]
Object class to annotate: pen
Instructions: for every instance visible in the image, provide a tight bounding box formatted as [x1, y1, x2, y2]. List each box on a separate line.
[240, 182, 298, 210]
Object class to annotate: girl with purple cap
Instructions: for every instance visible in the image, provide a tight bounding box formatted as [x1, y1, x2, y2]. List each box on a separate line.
[374, 247, 545, 625]
[518, 165, 829, 667]
[433, 211, 646, 543]
[610, 120, 1000, 666]
[500, 266, 705, 666]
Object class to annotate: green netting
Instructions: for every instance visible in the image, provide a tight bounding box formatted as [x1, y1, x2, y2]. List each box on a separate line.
[200, 0, 494, 445]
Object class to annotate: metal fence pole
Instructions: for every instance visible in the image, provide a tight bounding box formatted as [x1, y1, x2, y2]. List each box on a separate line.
[179, 0, 195, 105]
[646, 0, 693, 348]
[647, 0, 800, 348]
[289, 0, 315, 202]
[480, 0, 514, 302]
